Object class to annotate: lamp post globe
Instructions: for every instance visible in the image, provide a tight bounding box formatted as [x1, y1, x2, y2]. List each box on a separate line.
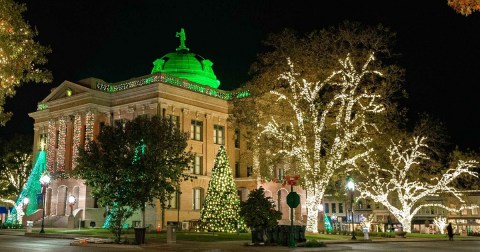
[39, 173, 50, 234]
[68, 195, 76, 215]
[346, 176, 356, 240]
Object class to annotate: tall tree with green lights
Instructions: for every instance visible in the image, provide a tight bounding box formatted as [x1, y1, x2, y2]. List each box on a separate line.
[0, 0, 51, 125]
[200, 146, 245, 232]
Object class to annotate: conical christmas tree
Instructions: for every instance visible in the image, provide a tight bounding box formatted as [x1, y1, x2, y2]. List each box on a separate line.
[200, 146, 245, 232]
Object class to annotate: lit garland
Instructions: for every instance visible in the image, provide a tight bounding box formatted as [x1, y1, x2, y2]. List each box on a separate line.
[71, 113, 82, 169]
[433, 216, 447, 234]
[85, 111, 95, 145]
[200, 146, 246, 232]
[46, 119, 56, 173]
[258, 53, 384, 233]
[56, 117, 67, 172]
[93, 73, 249, 100]
[355, 136, 478, 233]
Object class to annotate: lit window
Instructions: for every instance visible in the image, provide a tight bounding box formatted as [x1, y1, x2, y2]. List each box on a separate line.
[39, 133, 47, 150]
[193, 188, 203, 210]
[167, 191, 179, 209]
[213, 125, 224, 145]
[472, 206, 478, 215]
[192, 156, 203, 175]
[190, 120, 203, 141]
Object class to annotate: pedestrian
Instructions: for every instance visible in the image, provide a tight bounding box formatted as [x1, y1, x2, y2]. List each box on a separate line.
[446, 223, 454, 241]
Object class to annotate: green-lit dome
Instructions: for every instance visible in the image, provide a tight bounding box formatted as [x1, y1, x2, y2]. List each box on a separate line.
[151, 28, 220, 89]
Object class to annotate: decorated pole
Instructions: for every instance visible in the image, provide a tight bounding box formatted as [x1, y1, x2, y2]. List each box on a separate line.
[286, 175, 300, 248]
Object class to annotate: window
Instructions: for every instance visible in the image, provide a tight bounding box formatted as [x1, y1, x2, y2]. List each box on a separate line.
[167, 191, 179, 209]
[332, 203, 336, 213]
[277, 168, 284, 180]
[472, 206, 478, 215]
[339, 203, 344, 213]
[324, 203, 329, 214]
[39, 133, 47, 150]
[190, 120, 203, 141]
[166, 114, 180, 129]
[193, 188, 203, 210]
[235, 162, 240, 178]
[234, 128, 240, 148]
[213, 125, 224, 145]
[192, 156, 203, 175]
[247, 166, 253, 177]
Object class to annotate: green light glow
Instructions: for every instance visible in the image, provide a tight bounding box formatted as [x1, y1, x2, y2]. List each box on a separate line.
[5, 151, 47, 225]
[324, 215, 333, 233]
[151, 28, 220, 89]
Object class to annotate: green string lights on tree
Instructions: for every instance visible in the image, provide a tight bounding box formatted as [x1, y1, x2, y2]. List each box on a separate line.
[5, 150, 47, 225]
[200, 146, 245, 232]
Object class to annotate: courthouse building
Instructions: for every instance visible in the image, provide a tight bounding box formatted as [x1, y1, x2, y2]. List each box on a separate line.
[27, 29, 307, 229]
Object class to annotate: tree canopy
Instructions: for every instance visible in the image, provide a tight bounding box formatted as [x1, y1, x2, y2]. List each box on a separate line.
[232, 22, 405, 233]
[74, 116, 193, 242]
[0, 134, 32, 206]
[0, 0, 51, 125]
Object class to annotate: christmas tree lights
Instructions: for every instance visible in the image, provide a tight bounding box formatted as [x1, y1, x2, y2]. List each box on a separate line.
[259, 54, 384, 233]
[356, 136, 478, 233]
[5, 151, 47, 225]
[200, 146, 245, 232]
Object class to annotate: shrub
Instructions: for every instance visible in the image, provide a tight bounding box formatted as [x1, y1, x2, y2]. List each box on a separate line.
[297, 240, 326, 247]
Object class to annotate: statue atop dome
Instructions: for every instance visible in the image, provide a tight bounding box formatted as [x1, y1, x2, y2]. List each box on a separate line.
[176, 28, 189, 51]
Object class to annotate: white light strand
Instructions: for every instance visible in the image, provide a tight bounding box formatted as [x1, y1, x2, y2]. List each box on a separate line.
[356, 136, 478, 233]
[259, 53, 384, 233]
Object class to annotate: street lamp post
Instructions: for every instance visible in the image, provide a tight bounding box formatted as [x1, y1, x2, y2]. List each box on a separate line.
[68, 195, 76, 216]
[39, 173, 51, 234]
[346, 176, 356, 240]
[23, 197, 30, 213]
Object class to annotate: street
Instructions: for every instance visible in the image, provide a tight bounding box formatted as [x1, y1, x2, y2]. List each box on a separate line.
[1, 234, 480, 251]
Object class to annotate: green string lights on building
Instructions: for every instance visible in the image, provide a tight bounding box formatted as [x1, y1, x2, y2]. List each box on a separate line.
[5, 151, 47, 226]
[200, 146, 245, 232]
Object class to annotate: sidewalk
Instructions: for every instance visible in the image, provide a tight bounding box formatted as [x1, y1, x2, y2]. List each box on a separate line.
[1, 229, 479, 251]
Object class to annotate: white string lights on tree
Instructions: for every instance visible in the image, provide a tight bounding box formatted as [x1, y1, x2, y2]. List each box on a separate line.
[356, 136, 478, 233]
[433, 216, 447, 234]
[259, 53, 385, 233]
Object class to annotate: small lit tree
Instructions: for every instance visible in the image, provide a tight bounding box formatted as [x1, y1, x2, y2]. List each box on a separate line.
[200, 146, 245, 232]
[433, 216, 447, 234]
[356, 136, 478, 233]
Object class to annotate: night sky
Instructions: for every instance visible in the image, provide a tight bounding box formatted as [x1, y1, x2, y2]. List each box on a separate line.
[2, 0, 480, 150]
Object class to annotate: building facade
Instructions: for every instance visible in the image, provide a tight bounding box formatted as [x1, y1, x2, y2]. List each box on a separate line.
[28, 29, 307, 229]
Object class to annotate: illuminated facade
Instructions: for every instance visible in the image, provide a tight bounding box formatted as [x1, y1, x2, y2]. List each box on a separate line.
[28, 29, 305, 229]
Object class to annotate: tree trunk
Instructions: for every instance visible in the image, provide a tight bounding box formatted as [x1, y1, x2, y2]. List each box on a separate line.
[306, 187, 321, 233]
[141, 205, 146, 228]
[399, 217, 413, 233]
